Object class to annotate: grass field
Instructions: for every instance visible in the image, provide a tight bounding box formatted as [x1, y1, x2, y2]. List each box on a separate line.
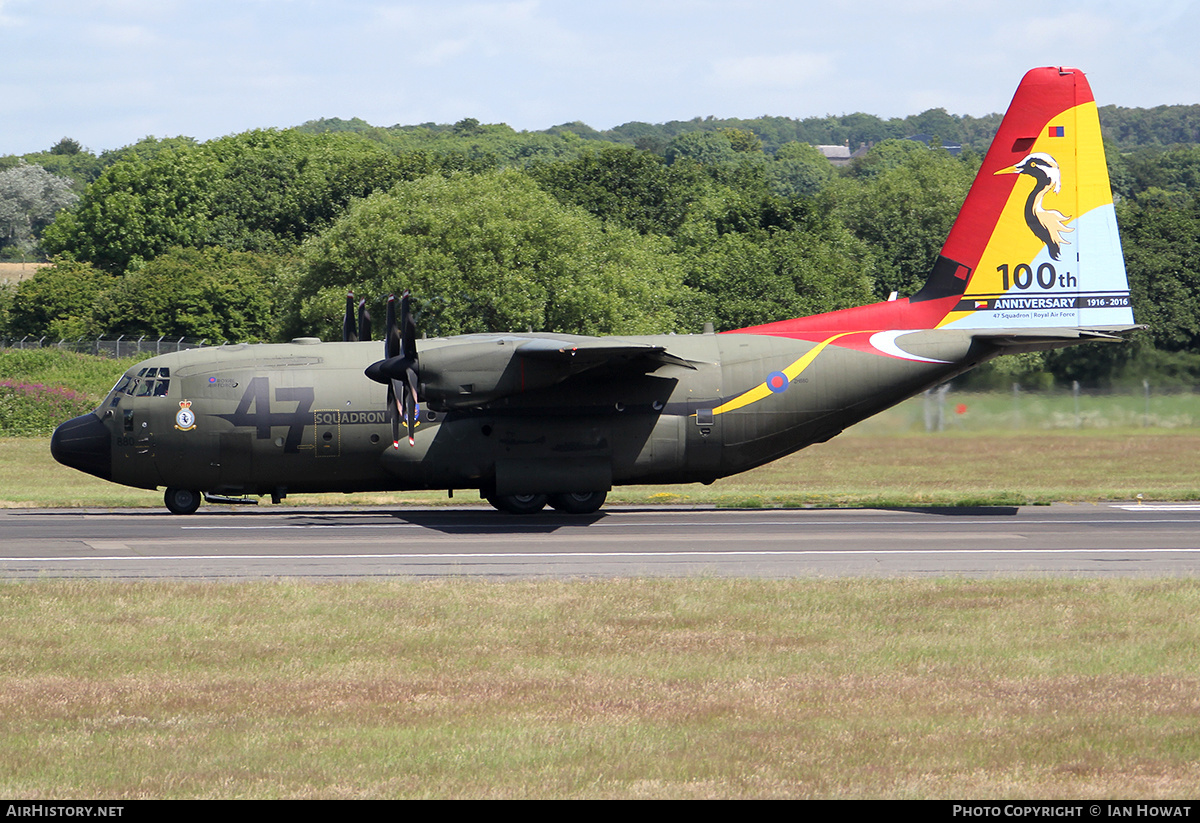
[2, 578, 1198, 799]
[4, 355, 1198, 798]
[858, 388, 1199, 433]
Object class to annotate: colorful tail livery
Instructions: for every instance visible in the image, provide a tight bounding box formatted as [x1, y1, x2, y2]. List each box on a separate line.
[735, 66, 1140, 346]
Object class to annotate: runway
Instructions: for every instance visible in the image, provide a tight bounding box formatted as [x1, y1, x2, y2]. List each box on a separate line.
[2, 503, 1199, 580]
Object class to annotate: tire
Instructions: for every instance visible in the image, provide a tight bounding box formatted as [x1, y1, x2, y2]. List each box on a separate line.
[164, 487, 202, 515]
[487, 493, 548, 514]
[548, 491, 607, 514]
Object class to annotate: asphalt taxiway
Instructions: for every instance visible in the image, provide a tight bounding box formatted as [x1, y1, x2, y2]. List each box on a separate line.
[1, 503, 1198, 580]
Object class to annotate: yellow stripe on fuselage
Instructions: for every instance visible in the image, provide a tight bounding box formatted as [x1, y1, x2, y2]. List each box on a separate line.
[710, 332, 856, 416]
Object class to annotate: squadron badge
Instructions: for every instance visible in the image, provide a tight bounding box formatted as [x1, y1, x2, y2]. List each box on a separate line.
[175, 399, 197, 431]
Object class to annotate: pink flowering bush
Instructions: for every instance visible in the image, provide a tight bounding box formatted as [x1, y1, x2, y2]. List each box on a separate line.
[0, 380, 96, 436]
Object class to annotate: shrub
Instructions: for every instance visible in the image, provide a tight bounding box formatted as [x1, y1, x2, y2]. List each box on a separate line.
[0, 380, 95, 435]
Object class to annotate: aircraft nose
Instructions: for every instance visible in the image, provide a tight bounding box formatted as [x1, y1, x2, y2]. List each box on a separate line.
[50, 413, 112, 481]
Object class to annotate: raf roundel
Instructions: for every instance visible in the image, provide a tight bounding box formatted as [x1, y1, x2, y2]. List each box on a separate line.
[766, 371, 789, 394]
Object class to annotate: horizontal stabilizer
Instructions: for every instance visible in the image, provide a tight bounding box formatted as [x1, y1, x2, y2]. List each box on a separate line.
[971, 324, 1145, 352]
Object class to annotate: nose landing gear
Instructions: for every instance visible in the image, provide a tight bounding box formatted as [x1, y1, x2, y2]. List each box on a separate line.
[164, 487, 202, 515]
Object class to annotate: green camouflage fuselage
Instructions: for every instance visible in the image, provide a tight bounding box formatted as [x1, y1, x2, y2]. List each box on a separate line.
[92, 330, 989, 499]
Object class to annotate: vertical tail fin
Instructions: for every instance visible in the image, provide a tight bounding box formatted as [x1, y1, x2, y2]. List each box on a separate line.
[920, 66, 1135, 331]
[730, 67, 1138, 343]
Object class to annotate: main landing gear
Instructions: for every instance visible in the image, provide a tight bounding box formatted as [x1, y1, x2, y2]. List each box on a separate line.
[485, 491, 608, 515]
[161, 488, 608, 516]
[548, 491, 608, 514]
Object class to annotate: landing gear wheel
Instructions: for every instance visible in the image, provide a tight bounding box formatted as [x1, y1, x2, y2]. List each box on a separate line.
[487, 493, 548, 514]
[549, 491, 607, 514]
[164, 487, 202, 515]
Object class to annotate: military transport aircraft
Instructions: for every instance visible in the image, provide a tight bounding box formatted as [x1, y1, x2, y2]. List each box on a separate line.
[51, 67, 1141, 515]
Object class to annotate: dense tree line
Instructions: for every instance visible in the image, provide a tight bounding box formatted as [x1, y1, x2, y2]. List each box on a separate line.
[3, 101, 1200, 386]
[298, 104, 1200, 155]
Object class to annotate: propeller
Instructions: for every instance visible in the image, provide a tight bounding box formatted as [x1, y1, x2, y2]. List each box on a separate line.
[357, 298, 372, 343]
[365, 292, 419, 448]
[343, 293, 374, 343]
[342, 293, 358, 342]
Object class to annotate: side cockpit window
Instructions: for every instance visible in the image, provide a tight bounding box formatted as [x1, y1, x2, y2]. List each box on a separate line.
[109, 375, 133, 406]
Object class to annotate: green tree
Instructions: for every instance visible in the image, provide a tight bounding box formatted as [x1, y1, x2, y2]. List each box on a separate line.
[49, 138, 84, 156]
[6, 258, 111, 339]
[904, 108, 963, 146]
[828, 144, 975, 299]
[719, 128, 763, 154]
[287, 171, 689, 339]
[681, 223, 875, 330]
[42, 130, 440, 274]
[90, 247, 279, 342]
[844, 138, 927, 179]
[1116, 193, 1200, 353]
[665, 131, 740, 167]
[769, 142, 835, 198]
[41, 146, 215, 273]
[529, 144, 708, 236]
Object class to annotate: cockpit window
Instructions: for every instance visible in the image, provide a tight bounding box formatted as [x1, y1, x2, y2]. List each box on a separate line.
[109, 375, 132, 407]
[122, 371, 170, 398]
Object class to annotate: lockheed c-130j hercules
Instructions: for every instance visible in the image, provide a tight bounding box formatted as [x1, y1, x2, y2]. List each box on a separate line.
[51, 67, 1142, 515]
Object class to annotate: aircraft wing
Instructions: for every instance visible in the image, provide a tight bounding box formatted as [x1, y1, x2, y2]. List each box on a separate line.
[515, 337, 698, 370]
[417, 334, 698, 409]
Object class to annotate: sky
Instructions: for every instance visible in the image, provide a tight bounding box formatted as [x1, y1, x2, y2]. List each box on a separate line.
[2, 0, 1198, 156]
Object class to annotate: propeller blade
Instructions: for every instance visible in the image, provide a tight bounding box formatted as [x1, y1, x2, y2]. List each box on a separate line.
[404, 365, 419, 446]
[357, 299, 372, 342]
[400, 290, 417, 360]
[387, 379, 402, 448]
[384, 294, 400, 361]
[342, 293, 357, 342]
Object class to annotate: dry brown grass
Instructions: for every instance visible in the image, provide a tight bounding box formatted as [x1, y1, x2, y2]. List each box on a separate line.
[0, 261, 47, 284]
[2, 579, 1198, 798]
